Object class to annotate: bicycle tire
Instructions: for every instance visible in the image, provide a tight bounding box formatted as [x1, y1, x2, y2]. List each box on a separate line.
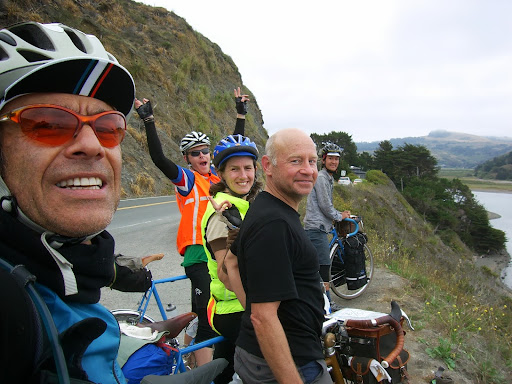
[111, 309, 155, 325]
[329, 242, 374, 299]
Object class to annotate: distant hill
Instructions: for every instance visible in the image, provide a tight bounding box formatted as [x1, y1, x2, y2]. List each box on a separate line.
[356, 130, 512, 169]
[475, 151, 512, 180]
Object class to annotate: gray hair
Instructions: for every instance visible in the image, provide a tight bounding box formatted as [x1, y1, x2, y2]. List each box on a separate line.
[265, 134, 278, 166]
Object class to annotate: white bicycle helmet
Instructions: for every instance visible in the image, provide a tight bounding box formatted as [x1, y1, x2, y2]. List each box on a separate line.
[180, 131, 211, 154]
[0, 21, 135, 115]
[321, 141, 343, 158]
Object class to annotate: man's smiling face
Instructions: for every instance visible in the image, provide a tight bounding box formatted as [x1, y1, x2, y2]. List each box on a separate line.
[0, 93, 122, 237]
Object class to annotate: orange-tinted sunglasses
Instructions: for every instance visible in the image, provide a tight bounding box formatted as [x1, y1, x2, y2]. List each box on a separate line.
[0, 104, 126, 148]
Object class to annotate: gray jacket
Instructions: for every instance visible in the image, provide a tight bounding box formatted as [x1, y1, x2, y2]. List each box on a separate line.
[304, 168, 343, 232]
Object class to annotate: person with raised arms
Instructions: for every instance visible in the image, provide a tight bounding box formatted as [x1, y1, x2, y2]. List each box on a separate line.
[134, 88, 249, 365]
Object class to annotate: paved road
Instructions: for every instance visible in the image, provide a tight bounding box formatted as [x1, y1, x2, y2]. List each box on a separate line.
[100, 195, 193, 321]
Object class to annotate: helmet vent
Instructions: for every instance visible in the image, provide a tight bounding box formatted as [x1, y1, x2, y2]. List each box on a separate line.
[0, 46, 8, 61]
[0, 32, 16, 46]
[64, 29, 87, 53]
[9, 23, 55, 51]
[17, 49, 52, 63]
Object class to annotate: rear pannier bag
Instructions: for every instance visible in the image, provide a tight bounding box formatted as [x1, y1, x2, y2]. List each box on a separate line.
[342, 232, 368, 290]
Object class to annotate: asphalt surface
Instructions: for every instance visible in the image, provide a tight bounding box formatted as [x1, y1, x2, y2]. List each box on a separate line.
[100, 196, 193, 321]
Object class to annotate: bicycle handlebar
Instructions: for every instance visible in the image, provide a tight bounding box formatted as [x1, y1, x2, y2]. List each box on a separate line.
[341, 217, 359, 238]
[345, 314, 404, 368]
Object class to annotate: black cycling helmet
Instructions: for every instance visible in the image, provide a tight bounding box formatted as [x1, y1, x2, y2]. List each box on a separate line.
[320, 141, 343, 159]
[0, 22, 135, 115]
[212, 134, 258, 168]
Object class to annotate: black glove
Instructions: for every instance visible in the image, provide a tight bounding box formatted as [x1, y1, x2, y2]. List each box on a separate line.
[235, 96, 248, 115]
[222, 205, 243, 229]
[110, 264, 152, 292]
[135, 100, 154, 122]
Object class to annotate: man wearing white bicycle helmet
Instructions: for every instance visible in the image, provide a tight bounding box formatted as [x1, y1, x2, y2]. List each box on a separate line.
[134, 88, 250, 366]
[304, 142, 350, 313]
[0, 21, 134, 383]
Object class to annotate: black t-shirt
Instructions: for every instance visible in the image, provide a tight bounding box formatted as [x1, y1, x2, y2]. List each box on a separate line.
[231, 191, 325, 365]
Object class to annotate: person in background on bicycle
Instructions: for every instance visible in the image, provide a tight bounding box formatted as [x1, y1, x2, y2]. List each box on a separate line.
[134, 88, 249, 366]
[227, 128, 332, 384]
[303, 142, 351, 313]
[0, 21, 135, 383]
[201, 134, 262, 383]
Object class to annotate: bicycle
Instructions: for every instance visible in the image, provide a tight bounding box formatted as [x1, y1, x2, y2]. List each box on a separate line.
[328, 216, 374, 299]
[112, 273, 225, 375]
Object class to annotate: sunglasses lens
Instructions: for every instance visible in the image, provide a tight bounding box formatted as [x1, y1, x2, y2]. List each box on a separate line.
[189, 148, 209, 157]
[17, 107, 126, 147]
[95, 113, 126, 148]
[20, 107, 77, 145]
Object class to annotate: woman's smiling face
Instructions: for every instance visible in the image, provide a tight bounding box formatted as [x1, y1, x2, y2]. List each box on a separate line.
[219, 156, 256, 196]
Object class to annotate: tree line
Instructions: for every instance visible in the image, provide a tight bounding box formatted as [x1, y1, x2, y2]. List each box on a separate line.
[311, 131, 506, 254]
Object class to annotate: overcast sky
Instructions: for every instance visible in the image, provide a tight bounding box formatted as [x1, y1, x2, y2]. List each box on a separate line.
[138, 0, 512, 143]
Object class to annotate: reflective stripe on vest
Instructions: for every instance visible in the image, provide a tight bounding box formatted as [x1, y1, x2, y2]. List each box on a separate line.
[206, 295, 221, 335]
[175, 171, 220, 255]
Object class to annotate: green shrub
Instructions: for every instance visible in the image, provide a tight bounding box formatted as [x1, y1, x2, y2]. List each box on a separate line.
[365, 169, 390, 185]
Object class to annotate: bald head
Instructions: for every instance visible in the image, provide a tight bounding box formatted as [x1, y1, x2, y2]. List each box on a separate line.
[262, 128, 318, 209]
[265, 128, 316, 165]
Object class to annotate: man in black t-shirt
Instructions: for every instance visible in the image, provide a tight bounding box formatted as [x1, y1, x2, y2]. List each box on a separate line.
[229, 128, 332, 384]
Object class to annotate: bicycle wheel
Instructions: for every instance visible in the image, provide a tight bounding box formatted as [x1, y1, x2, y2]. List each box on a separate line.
[111, 309, 155, 325]
[329, 243, 374, 299]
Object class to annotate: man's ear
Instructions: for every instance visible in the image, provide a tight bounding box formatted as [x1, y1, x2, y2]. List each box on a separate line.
[261, 155, 272, 176]
[183, 154, 189, 165]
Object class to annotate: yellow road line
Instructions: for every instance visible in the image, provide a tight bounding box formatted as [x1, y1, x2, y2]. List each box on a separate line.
[117, 200, 176, 210]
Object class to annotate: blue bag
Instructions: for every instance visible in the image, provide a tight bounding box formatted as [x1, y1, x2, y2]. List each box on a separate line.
[122, 343, 172, 384]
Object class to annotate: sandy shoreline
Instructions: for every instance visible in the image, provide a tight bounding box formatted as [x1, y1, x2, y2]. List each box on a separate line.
[473, 249, 511, 292]
[474, 251, 509, 273]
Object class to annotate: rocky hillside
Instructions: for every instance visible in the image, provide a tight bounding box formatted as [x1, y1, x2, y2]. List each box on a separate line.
[356, 130, 512, 169]
[1, 0, 269, 197]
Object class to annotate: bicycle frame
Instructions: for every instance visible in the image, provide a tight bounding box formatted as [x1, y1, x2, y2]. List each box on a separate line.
[137, 275, 188, 321]
[119, 274, 225, 373]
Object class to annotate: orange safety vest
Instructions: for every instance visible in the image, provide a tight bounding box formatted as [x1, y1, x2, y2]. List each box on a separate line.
[175, 170, 220, 255]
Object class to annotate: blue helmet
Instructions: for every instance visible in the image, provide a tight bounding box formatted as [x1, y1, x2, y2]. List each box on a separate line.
[212, 134, 258, 168]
